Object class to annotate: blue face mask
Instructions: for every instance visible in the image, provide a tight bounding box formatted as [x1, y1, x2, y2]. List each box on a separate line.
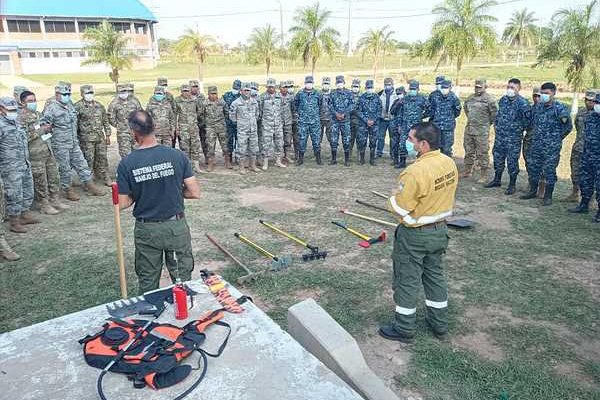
[408, 89, 417, 96]
[384, 85, 393, 91]
[540, 93, 551, 103]
[60, 94, 71, 104]
[26, 102, 37, 112]
[154, 94, 165, 101]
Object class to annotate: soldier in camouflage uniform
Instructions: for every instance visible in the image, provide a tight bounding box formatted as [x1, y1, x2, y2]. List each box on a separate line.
[521, 82, 573, 206]
[108, 84, 142, 158]
[74, 85, 111, 186]
[230, 83, 260, 174]
[0, 97, 40, 233]
[522, 86, 541, 194]
[43, 81, 71, 113]
[0, 175, 20, 260]
[569, 92, 600, 222]
[289, 80, 300, 160]
[190, 80, 209, 165]
[126, 83, 143, 109]
[328, 75, 354, 166]
[294, 76, 323, 165]
[174, 84, 202, 173]
[349, 78, 361, 159]
[563, 90, 595, 202]
[357, 80, 382, 166]
[146, 86, 176, 147]
[259, 78, 285, 170]
[320, 77, 332, 144]
[201, 86, 230, 171]
[462, 79, 498, 183]
[13, 86, 28, 109]
[18, 91, 66, 215]
[389, 86, 406, 165]
[429, 79, 462, 157]
[43, 84, 103, 201]
[279, 80, 295, 164]
[223, 80, 242, 163]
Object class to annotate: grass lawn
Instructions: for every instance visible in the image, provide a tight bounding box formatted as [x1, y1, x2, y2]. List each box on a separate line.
[1, 113, 598, 399]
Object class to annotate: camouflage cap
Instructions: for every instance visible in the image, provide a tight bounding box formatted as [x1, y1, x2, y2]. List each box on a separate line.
[189, 80, 200, 87]
[408, 80, 419, 90]
[266, 78, 276, 87]
[241, 82, 251, 90]
[365, 79, 374, 89]
[532, 86, 541, 95]
[279, 80, 288, 87]
[475, 78, 486, 87]
[250, 82, 258, 90]
[396, 86, 406, 94]
[207, 86, 218, 94]
[117, 83, 128, 92]
[80, 84, 94, 94]
[441, 79, 452, 89]
[594, 93, 600, 103]
[13, 86, 28, 98]
[126, 83, 135, 92]
[335, 75, 344, 84]
[351, 78, 360, 87]
[322, 77, 331, 84]
[305, 76, 314, 84]
[55, 83, 71, 94]
[289, 80, 295, 86]
[0, 96, 18, 110]
[157, 77, 168, 86]
[58, 81, 72, 89]
[584, 89, 596, 100]
[384, 77, 393, 85]
[180, 83, 191, 92]
[435, 75, 445, 84]
[233, 79, 242, 90]
[154, 85, 166, 94]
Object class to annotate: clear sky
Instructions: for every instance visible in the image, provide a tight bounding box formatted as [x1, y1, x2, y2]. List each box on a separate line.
[141, 0, 589, 47]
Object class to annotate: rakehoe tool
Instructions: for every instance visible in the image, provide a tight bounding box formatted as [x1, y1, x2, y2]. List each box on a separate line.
[234, 233, 292, 270]
[259, 219, 327, 261]
[340, 209, 397, 228]
[331, 220, 387, 248]
[205, 233, 271, 284]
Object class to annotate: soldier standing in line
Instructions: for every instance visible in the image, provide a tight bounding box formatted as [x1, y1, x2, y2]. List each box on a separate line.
[230, 83, 260, 174]
[108, 84, 142, 159]
[429, 79, 462, 157]
[201, 86, 230, 171]
[349, 78, 361, 159]
[0, 175, 20, 260]
[279, 80, 295, 164]
[462, 79, 498, 183]
[328, 75, 354, 166]
[389, 85, 406, 166]
[319, 77, 332, 145]
[289, 80, 300, 161]
[223, 80, 242, 164]
[190, 79, 209, 166]
[294, 76, 323, 166]
[175, 84, 202, 173]
[146, 86, 176, 147]
[74, 85, 112, 187]
[377, 77, 399, 158]
[522, 86, 541, 193]
[357, 80, 382, 166]
[126, 83, 143, 109]
[259, 78, 286, 170]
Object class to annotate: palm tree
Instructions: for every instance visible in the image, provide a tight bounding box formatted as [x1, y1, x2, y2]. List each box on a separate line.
[420, 0, 498, 87]
[502, 8, 538, 64]
[535, 0, 600, 112]
[356, 25, 395, 78]
[289, 2, 340, 76]
[248, 24, 279, 76]
[81, 21, 134, 88]
[174, 29, 219, 91]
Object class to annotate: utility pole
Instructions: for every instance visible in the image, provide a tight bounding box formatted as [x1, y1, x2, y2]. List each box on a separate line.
[346, 0, 352, 57]
[279, 0, 285, 72]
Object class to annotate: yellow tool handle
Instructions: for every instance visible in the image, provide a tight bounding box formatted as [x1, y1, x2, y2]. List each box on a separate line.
[346, 227, 371, 241]
[236, 233, 276, 259]
[260, 220, 308, 247]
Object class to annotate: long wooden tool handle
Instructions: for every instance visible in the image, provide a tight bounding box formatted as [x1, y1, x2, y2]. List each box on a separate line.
[331, 220, 371, 241]
[340, 209, 397, 227]
[112, 183, 128, 299]
[206, 234, 252, 274]
[355, 199, 392, 214]
[371, 190, 388, 199]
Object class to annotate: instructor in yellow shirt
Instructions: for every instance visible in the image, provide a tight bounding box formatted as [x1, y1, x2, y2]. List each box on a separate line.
[380, 121, 458, 343]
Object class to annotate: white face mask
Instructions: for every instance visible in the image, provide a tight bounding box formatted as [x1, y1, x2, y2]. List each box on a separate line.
[5, 112, 17, 121]
[305, 83, 314, 90]
[118, 92, 129, 100]
[436, 84, 442, 91]
[322, 84, 329, 90]
[84, 93, 94, 102]
[594, 104, 600, 114]
[352, 87, 359, 93]
[398, 94, 404, 100]
[336, 83, 344, 89]
[441, 88, 450, 96]
[366, 88, 375, 94]
[506, 88, 516, 97]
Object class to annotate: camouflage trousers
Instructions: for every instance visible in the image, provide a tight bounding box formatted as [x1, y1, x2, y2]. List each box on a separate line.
[226, 121, 237, 154]
[261, 124, 284, 158]
[282, 123, 293, 157]
[579, 151, 600, 206]
[236, 129, 259, 159]
[440, 129, 455, 158]
[292, 121, 299, 155]
[52, 144, 92, 189]
[117, 130, 136, 158]
[199, 124, 209, 162]
[299, 122, 321, 153]
[493, 136, 523, 176]
[349, 119, 360, 155]
[328, 119, 351, 152]
[256, 127, 264, 158]
[394, 126, 409, 158]
[1, 164, 34, 216]
[80, 140, 109, 181]
[179, 129, 201, 165]
[206, 123, 228, 157]
[30, 151, 60, 200]
[463, 126, 491, 172]
[157, 135, 173, 147]
[522, 129, 533, 173]
[569, 148, 582, 186]
[527, 143, 562, 186]
[320, 119, 331, 144]
[357, 123, 379, 152]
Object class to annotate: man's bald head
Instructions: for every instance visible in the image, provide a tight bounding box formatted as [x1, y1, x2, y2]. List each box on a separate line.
[128, 110, 154, 136]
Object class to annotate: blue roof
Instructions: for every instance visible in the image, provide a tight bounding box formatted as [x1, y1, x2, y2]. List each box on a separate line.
[0, 0, 157, 22]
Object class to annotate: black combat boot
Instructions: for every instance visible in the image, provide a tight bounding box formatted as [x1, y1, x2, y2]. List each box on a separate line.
[484, 170, 502, 188]
[369, 149, 376, 166]
[344, 151, 350, 167]
[397, 156, 406, 169]
[359, 151, 365, 165]
[329, 150, 337, 165]
[593, 210, 600, 223]
[296, 152, 304, 166]
[315, 151, 322, 165]
[569, 199, 589, 213]
[504, 174, 517, 195]
[520, 179, 538, 199]
[542, 184, 554, 206]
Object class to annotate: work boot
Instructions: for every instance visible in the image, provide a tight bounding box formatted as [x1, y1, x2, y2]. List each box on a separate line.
[378, 325, 414, 344]
[256, 157, 263, 167]
[315, 151, 322, 165]
[504, 175, 517, 195]
[207, 157, 215, 172]
[249, 157, 261, 173]
[329, 150, 337, 165]
[294, 149, 299, 161]
[50, 193, 69, 210]
[561, 185, 580, 202]
[344, 151, 350, 167]
[484, 171, 502, 188]
[477, 168, 488, 184]
[537, 180, 546, 198]
[296, 152, 304, 166]
[224, 154, 232, 170]
[237, 158, 247, 175]
[39, 199, 60, 215]
[369, 149, 376, 166]
[593, 210, 600, 223]
[64, 186, 80, 202]
[542, 184, 554, 206]
[569, 200, 589, 213]
[359, 151, 365, 165]
[84, 181, 104, 196]
[0, 236, 20, 261]
[275, 157, 287, 168]
[9, 215, 27, 234]
[262, 158, 269, 171]
[20, 211, 41, 225]
[520, 181, 538, 200]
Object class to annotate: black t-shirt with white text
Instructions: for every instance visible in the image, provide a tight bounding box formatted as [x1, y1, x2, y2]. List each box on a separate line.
[117, 145, 193, 219]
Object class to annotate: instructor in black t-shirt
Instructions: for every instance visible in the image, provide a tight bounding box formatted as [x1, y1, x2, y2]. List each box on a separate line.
[117, 110, 200, 294]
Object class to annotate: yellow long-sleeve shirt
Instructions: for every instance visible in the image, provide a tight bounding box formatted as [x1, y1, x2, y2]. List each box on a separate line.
[388, 150, 458, 227]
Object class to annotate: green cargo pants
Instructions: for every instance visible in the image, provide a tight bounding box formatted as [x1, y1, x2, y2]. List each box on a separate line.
[392, 224, 449, 335]
[134, 217, 194, 294]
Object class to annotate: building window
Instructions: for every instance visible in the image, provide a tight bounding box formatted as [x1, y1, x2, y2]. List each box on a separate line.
[52, 51, 59, 58]
[111, 22, 131, 34]
[134, 23, 147, 34]
[66, 51, 73, 57]
[7, 20, 42, 33]
[43, 52, 50, 58]
[79, 51, 86, 57]
[29, 52, 36, 58]
[79, 21, 100, 32]
[45, 20, 76, 33]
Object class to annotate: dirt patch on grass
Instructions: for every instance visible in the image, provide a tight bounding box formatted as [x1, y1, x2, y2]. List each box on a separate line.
[542, 255, 600, 301]
[235, 186, 313, 213]
[455, 196, 512, 231]
[554, 362, 599, 389]
[452, 331, 505, 361]
[463, 305, 526, 329]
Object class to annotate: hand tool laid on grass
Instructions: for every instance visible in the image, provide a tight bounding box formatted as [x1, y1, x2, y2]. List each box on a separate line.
[331, 220, 387, 248]
[340, 209, 397, 228]
[111, 183, 127, 299]
[234, 233, 292, 270]
[370, 190, 388, 199]
[356, 199, 393, 214]
[446, 218, 475, 229]
[205, 233, 271, 284]
[259, 219, 328, 261]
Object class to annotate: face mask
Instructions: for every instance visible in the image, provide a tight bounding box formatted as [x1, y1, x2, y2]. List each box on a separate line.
[506, 88, 516, 97]
[289, 88, 295, 95]
[352, 87, 359, 93]
[436, 84, 442, 91]
[305, 83, 313, 90]
[251, 89, 258, 96]
[385, 85, 393, 91]
[5, 112, 17, 121]
[540, 93, 551, 103]
[594, 104, 600, 114]
[441, 89, 450, 96]
[84, 93, 94, 102]
[408, 89, 417, 96]
[118, 92, 129, 100]
[60, 94, 71, 104]
[397, 94, 404, 100]
[336, 83, 344, 89]
[322, 84, 329, 90]
[366, 88, 374, 94]
[26, 102, 37, 112]
[153, 94, 165, 101]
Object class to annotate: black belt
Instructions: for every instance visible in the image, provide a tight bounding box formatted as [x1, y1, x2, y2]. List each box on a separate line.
[136, 213, 185, 223]
[413, 221, 447, 231]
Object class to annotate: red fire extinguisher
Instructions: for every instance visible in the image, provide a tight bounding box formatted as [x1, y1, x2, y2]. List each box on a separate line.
[173, 281, 188, 320]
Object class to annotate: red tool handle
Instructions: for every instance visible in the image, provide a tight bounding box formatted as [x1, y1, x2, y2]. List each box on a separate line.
[111, 182, 119, 205]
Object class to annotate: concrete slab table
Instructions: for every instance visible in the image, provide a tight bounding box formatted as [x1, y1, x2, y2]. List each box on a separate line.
[0, 281, 363, 400]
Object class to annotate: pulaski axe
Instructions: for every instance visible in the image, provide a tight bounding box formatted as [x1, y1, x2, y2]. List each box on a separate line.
[259, 219, 328, 261]
[331, 220, 387, 248]
[234, 233, 292, 270]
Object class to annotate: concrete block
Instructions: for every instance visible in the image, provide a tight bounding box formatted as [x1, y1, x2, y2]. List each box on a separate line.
[288, 298, 402, 400]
